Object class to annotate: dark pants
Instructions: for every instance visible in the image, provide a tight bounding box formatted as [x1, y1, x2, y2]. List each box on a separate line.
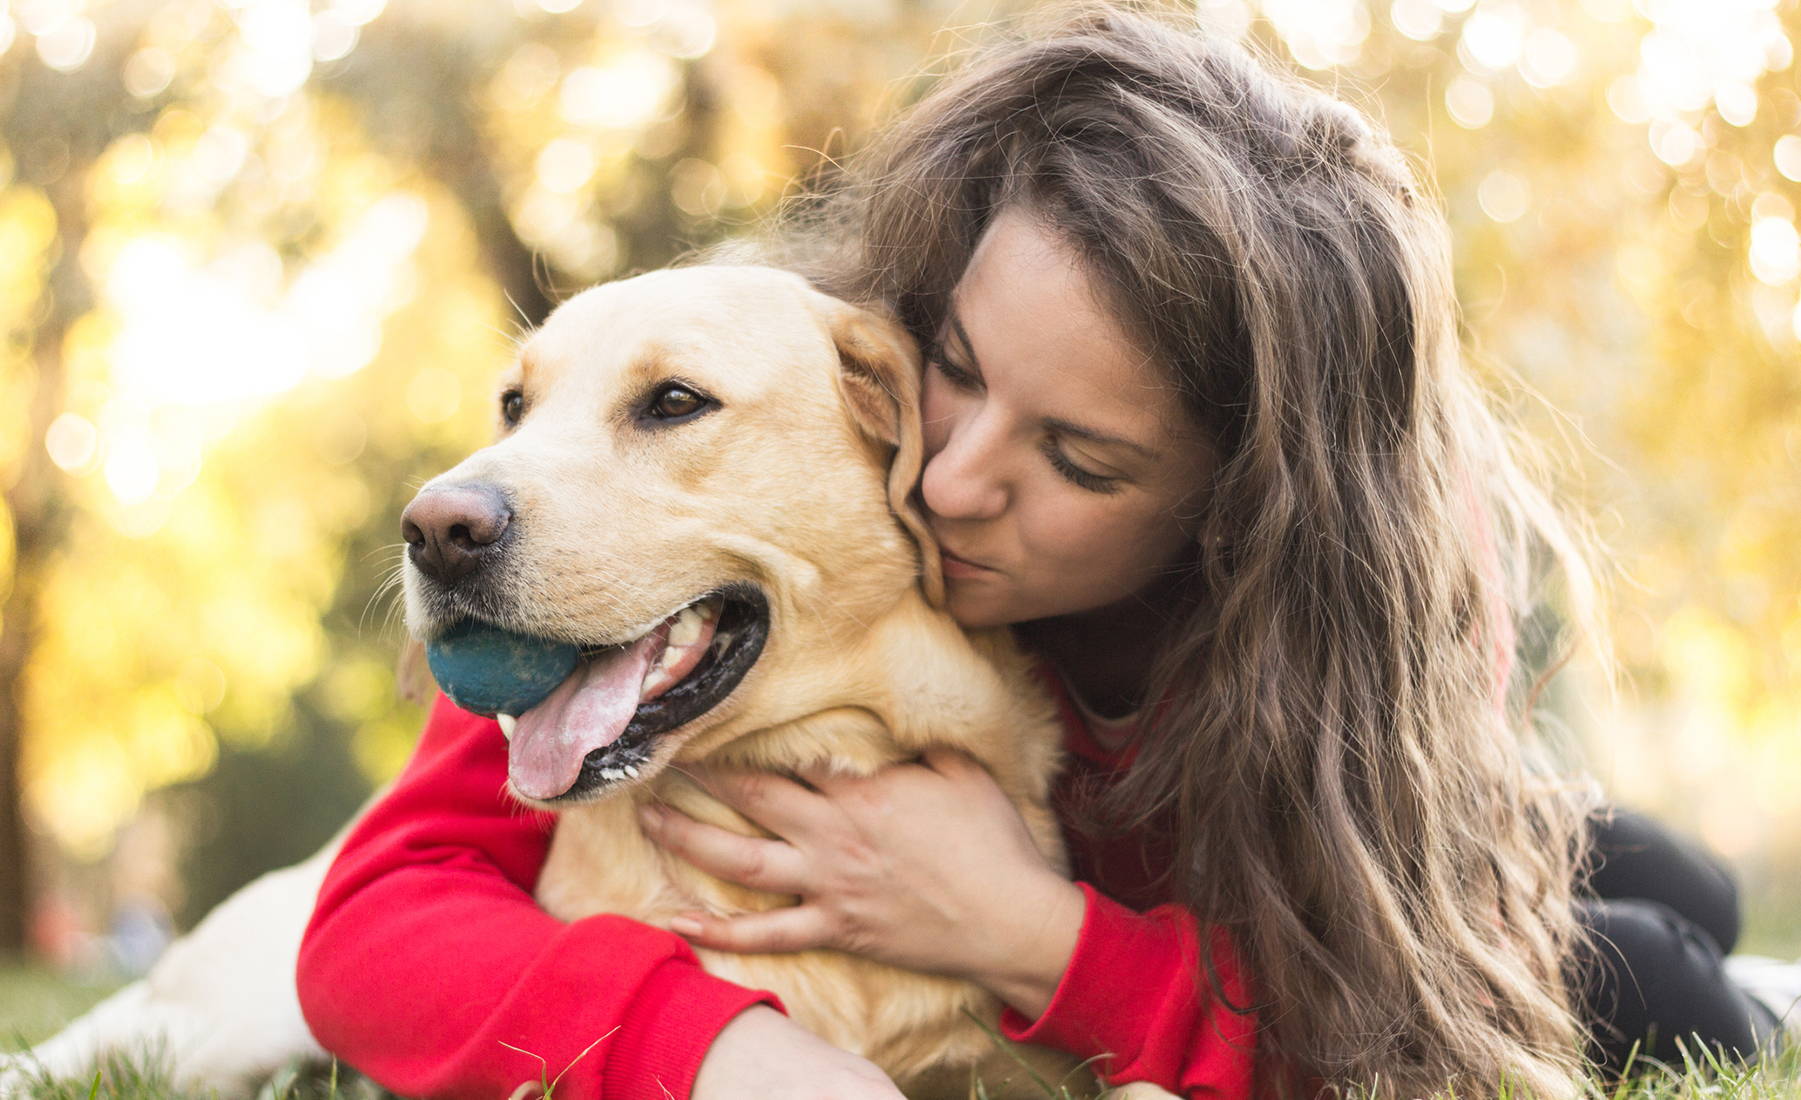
[1570, 807, 1781, 1075]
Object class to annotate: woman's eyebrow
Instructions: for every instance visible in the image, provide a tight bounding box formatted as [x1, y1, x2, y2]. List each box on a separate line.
[1046, 416, 1162, 461]
[945, 314, 985, 377]
[946, 313, 1163, 463]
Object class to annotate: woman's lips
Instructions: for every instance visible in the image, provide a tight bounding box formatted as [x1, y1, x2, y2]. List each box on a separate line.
[940, 547, 994, 578]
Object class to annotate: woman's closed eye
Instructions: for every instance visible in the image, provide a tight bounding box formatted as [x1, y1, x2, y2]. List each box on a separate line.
[927, 349, 1122, 495]
[1040, 438, 1121, 494]
[926, 348, 980, 391]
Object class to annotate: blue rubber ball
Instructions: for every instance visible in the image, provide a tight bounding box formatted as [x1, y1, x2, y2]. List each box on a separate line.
[426, 620, 581, 717]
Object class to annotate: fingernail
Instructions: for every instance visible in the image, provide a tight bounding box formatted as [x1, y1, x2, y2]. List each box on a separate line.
[669, 916, 703, 937]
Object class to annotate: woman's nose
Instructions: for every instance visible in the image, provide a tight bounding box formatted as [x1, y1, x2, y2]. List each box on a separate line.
[919, 411, 1009, 521]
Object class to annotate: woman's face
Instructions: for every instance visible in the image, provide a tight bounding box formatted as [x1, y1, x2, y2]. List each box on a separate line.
[919, 206, 1214, 630]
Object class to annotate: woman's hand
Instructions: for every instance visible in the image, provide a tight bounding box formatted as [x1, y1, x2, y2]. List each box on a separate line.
[691, 1006, 904, 1099]
[639, 748, 1085, 1017]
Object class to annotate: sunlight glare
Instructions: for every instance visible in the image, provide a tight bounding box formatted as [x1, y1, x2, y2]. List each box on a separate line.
[16, 0, 70, 36]
[103, 193, 428, 417]
[1477, 169, 1530, 222]
[536, 137, 598, 194]
[123, 46, 176, 98]
[1260, 0, 1370, 70]
[34, 13, 93, 72]
[1631, 0, 1789, 134]
[103, 427, 160, 505]
[313, 10, 360, 62]
[1649, 119, 1702, 167]
[1748, 216, 1800, 287]
[1606, 75, 1649, 124]
[231, 0, 314, 98]
[1445, 75, 1494, 128]
[560, 53, 678, 129]
[1460, 4, 1524, 73]
[1773, 135, 1801, 182]
[1714, 81, 1758, 126]
[1518, 27, 1577, 88]
[44, 412, 98, 474]
[654, 4, 716, 60]
[1389, 0, 1441, 40]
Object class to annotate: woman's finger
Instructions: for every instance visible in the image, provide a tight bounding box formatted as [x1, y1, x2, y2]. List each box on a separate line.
[919, 745, 982, 778]
[668, 904, 839, 955]
[640, 805, 809, 895]
[688, 766, 838, 837]
[792, 759, 884, 799]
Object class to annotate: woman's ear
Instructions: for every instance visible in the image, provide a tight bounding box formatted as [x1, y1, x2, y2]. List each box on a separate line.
[829, 301, 946, 609]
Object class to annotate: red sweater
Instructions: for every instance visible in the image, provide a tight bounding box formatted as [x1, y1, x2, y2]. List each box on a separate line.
[296, 674, 1257, 1099]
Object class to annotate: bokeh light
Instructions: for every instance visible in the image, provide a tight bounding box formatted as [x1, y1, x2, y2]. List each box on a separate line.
[0, 0, 1796, 981]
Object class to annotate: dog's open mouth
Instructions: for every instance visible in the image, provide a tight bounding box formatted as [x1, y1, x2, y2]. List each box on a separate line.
[499, 584, 768, 802]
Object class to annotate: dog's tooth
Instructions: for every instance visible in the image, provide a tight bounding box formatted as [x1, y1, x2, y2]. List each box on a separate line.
[639, 666, 671, 698]
[669, 606, 703, 647]
[601, 767, 622, 780]
[497, 714, 517, 740]
[624, 764, 640, 778]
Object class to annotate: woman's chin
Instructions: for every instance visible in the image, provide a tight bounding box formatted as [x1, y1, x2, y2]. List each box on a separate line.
[943, 586, 1021, 631]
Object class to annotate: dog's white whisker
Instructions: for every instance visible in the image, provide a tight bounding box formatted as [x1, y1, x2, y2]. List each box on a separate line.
[361, 563, 412, 635]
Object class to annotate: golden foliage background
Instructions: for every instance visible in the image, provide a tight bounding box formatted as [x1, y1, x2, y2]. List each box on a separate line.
[0, 0, 1796, 958]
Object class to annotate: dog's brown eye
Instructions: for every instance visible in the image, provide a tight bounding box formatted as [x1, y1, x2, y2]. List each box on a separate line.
[648, 383, 706, 420]
[501, 390, 524, 426]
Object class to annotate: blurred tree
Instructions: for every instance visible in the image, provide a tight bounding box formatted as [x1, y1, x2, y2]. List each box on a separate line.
[0, 13, 139, 957]
[0, 0, 1796, 960]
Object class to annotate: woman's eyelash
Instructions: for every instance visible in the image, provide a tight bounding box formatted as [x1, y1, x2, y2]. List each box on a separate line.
[926, 350, 978, 389]
[1041, 438, 1121, 494]
[929, 345, 1119, 494]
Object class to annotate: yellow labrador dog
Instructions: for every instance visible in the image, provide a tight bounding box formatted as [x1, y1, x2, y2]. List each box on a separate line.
[402, 264, 1171, 1097]
[3, 265, 1177, 1100]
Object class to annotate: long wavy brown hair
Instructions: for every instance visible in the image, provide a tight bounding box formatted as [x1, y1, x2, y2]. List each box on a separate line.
[744, 5, 1602, 1096]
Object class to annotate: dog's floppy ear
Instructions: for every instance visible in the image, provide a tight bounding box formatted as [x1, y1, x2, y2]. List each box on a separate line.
[396, 638, 438, 705]
[829, 302, 945, 608]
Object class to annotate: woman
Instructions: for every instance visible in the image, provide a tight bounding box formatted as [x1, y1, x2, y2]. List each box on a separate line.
[296, 8, 1779, 1098]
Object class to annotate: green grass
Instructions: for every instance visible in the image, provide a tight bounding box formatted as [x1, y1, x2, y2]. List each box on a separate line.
[4, 1047, 1799, 1099]
[1, 1054, 387, 1100]
[4, 967, 1798, 1099]
[0, 969, 121, 1049]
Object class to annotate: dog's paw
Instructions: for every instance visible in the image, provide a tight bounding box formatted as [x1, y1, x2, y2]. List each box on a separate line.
[0, 1052, 42, 1100]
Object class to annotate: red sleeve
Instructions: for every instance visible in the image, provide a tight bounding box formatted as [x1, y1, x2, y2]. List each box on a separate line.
[998, 883, 1257, 1099]
[296, 694, 783, 1100]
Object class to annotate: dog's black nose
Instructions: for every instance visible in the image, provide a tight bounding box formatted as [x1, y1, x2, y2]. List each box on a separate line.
[401, 483, 512, 585]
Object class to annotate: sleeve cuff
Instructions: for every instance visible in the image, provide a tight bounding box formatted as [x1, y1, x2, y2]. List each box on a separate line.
[600, 956, 785, 1100]
[998, 882, 1200, 1071]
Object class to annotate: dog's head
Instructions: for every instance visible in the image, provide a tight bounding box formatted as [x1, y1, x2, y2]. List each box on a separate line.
[400, 265, 942, 806]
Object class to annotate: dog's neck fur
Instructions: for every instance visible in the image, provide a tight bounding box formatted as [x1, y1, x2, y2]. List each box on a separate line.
[681, 582, 1059, 805]
[537, 575, 1066, 930]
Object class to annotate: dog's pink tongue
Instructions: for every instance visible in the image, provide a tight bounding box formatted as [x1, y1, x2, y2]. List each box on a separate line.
[510, 623, 669, 800]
